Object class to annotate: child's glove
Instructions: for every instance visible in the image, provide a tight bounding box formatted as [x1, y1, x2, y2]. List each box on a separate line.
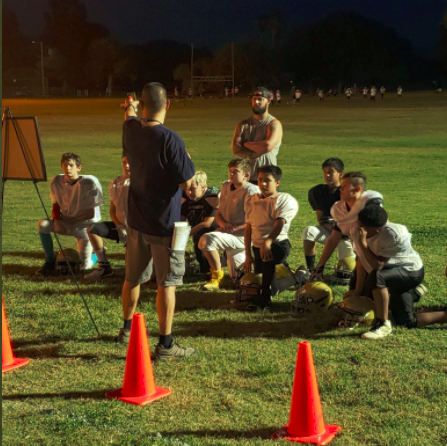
[52, 203, 62, 220]
[116, 225, 128, 245]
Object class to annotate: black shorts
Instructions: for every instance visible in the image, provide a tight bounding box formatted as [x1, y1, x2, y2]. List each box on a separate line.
[363, 265, 424, 329]
[88, 221, 120, 243]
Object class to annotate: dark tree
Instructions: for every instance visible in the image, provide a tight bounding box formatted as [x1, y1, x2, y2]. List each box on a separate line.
[283, 12, 425, 88]
[2, 8, 31, 73]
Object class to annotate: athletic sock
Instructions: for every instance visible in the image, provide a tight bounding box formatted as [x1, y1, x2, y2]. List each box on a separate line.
[96, 248, 107, 263]
[39, 232, 55, 263]
[159, 334, 172, 348]
[123, 319, 132, 330]
[305, 255, 315, 270]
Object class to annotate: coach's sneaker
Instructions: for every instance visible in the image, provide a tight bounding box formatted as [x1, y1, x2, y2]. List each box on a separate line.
[115, 328, 131, 344]
[202, 268, 224, 291]
[362, 320, 392, 340]
[154, 340, 196, 361]
[84, 262, 113, 280]
[35, 261, 57, 277]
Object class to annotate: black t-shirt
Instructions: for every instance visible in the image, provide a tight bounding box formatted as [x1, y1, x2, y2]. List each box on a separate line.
[181, 186, 219, 240]
[123, 118, 195, 237]
[308, 184, 341, 217]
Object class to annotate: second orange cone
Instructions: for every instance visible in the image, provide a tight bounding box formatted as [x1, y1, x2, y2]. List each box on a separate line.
[106, 313, 171, 405]
[272, 341, 340, 445]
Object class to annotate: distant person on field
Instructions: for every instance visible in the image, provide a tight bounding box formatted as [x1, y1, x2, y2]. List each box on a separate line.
[84, 153, 130, 280]
[224, 86, 229, 99]
[380, 86, 386, 99]
[36, 152, 104, 276]
[362, 87, 368, 100]
[275, 89, 281, 105]
[370, 86, 377, 102]
[181, 171, 220, 274]
[293, 89, 301, 106]
[397, 86, 403, 98]
[302, 158, 354, 272]
[345, 87, 352, 101]
[231, 87, 283, 184]
[345, 205, 447, 339]
[198, 159, 259, 290]
[119, 82, 196, 361]
[243, 166, 298, 310]
[311, 172, 383, 281]
[174, 86, 179, 102]
[318, 89, 324, 102]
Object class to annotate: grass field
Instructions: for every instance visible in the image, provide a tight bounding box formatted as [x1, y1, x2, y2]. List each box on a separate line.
[2, 92, 447, 446]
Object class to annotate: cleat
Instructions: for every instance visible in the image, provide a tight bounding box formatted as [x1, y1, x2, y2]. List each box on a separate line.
[202, 268, 224, 291]
[35, 262, 57, 277]
[115, 328, 131, 344]
[154, 340, 196, 360]
[84, 262, 113, 280]
[362, 320, 392, 340]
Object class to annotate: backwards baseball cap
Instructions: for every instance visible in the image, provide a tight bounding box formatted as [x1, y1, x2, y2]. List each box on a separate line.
[251, 87, 272, 99]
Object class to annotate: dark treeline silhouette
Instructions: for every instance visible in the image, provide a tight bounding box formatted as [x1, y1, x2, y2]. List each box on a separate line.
[2, 2, 446, 96]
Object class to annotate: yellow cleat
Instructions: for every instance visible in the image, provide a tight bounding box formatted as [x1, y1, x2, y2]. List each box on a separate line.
[202, 268, 224, 291]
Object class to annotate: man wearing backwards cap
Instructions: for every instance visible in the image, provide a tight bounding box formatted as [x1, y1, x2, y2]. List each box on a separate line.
[231, 87, 283, 183]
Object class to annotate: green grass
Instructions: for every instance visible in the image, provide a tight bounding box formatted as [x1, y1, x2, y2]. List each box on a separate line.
[2, 92, 447, 446]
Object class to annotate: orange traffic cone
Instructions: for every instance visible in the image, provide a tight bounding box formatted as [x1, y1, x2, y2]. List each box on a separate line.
[106, 313, 171, 406]
[272, 341, 340, 445]
[2, 300, 30, 373]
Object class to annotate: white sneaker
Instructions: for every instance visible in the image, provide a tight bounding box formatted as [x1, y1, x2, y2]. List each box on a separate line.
[81, 259, 95, 271]
[362, 320, 392, 340]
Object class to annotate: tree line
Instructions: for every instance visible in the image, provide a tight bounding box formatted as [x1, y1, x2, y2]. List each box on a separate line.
[3, 0, 446, 96]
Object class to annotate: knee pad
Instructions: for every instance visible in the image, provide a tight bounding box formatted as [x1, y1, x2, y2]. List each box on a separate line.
[301, 225, 319, 242]
[37, 219, 53, 234]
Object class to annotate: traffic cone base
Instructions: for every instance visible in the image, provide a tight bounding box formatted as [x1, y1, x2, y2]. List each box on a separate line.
[2, 357, 30, 374]
[106, 386, 171, 406]
[272, 424, 340, 445]
[105, 313, 171, 406]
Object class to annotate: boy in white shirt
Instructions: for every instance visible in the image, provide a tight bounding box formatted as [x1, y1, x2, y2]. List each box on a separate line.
[380, 86, 386, 99]
[370, 86, 377, 102]
[36, 152, 104, 276]
[244, 166, 298, 310]
[397, 86, 403, 97]
[84, 154, 130, 279]
[312, 172, 383, 281]
[345, 206, 446, 339]
[198, 159, 259, 290]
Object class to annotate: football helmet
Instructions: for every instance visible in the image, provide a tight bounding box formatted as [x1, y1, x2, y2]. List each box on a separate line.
[338, 296, 376, 329]
[55, 248, 82, 275]
[330, 256, 356, 286]
[291, 281, 333, 312]
[235, 272, 262, 302]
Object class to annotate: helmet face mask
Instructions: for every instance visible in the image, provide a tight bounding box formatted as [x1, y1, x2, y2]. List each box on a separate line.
[330, 257, 356, 286]
[338, 296, 376, 329]
[236, 273, 262, 302]
[291, 281, 333, 312]
[55, 248, 82, 275]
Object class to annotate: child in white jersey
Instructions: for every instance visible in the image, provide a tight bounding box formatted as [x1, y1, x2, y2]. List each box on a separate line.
[345, 206, 446, 339]
[243, 166, 298, 310]
[199, 159, 259, 290]
[312, 172, 383, 281]
[36, 152, 104, 276]
[84, 154, 130, 280]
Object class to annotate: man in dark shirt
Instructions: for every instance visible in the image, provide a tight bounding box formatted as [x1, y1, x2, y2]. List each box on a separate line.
[302, 158, 354, 271]
[119, 82, 196, 361]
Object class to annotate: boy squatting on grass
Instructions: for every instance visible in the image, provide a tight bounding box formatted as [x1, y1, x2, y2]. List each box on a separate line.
[198, 159, 259, 290]
[346, 205, 447, 339]
[84, 153, 131, 280]
[181, 171, 220, 274]
[243, 166, 298, 310]
[311, 171, 383, 281]
[36, 152, 104, 276]
[302, 157, 355, 273]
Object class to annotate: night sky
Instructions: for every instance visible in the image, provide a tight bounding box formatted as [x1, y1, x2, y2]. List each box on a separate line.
[5, 0, 446, 54]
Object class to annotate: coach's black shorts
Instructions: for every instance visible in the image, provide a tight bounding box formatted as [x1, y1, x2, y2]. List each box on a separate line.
[89, 221, 120, 243]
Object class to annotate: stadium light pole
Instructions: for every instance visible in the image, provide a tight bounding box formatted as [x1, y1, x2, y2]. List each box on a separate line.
[32, 41, 46, 96]
[191, 43, 194, 99]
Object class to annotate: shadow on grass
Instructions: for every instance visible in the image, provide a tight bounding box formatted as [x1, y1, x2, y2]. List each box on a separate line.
[3, 251, 126, 261]
[174, 309, 343, 339]
[2, 390, 110, 401]
[14, 343, 126, 360]
[155, 427, 279, 440]
[12, 334, 118, 348]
